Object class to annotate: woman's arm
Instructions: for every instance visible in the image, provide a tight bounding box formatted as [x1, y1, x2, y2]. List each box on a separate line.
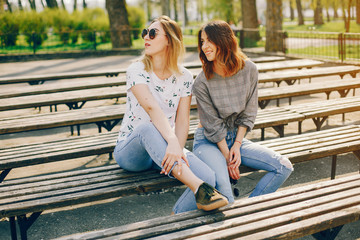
[174, 95, 191, 149]
[131, 84, 189, 175]
[227, 126, 247, 180]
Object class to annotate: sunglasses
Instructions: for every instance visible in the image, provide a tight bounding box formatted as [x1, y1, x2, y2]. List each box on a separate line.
[142, 28, 165, 40]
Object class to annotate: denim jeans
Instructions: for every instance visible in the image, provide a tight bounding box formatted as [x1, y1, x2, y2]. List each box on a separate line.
[113, 123, 216, 214]
[193, 127, 293, 202]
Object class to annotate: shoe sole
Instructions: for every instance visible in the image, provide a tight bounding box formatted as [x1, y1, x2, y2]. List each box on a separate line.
[196, 198, 228, 211]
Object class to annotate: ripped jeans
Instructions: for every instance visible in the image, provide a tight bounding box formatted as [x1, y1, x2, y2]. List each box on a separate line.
[193, 127, 293, 203]
[113, 123, 216, 214]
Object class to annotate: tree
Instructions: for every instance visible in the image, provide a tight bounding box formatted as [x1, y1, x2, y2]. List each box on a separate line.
[106, 0, 131, 48]
[296, 0, 304, 25]
[173, 0, 178, 21]
[5, 0, 12, 12]
[28, 0, 36, 10]
[161, 0, 170, 16]
[73, 0, 77, 11]
[241, 0, 260, 41]
[265, 0, 283, 52]
[18, 0, 23, 10]
[45, 0, 58, 8]
[313, 0, 324, 25]
[289, 0, 295, 21]
[341, 0, 353, 32]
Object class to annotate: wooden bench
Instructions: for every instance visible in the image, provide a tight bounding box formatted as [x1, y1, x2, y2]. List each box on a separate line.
[1, 77, 359, 112]
[2, 95, 360, 140]
[0, 56, 281, 86]
[258, 78, 360, 109]
[1, 125, 359, 240]
[55, 173, 360, 240]
[258, 65, 360, 87]
[0, 76, 126, 99]
[0, 86, 127, 111]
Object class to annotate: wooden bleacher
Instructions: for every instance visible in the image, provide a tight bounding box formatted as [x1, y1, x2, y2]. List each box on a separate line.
[1, 125, 359, 239]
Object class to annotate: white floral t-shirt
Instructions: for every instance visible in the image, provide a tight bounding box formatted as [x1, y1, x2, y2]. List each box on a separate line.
[117, 61, 194, 142]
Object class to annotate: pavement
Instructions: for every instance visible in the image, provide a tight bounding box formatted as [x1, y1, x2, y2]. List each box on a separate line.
[0, 52, 359, 240]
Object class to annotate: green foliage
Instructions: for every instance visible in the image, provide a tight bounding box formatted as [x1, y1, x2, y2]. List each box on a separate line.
[205, 0, 241, 24]
[0, 12, 20, 47]
[127, 6, 146, 39]
[18, 11, 48, 47]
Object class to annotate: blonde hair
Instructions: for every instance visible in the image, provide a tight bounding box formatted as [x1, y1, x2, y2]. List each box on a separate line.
[142, 16, 185, 75]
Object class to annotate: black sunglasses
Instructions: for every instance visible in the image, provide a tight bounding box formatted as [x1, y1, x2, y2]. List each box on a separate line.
[142, 28, 161, 40]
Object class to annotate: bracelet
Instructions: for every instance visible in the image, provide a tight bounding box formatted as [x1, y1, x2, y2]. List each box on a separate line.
[234, 140, 242, 145]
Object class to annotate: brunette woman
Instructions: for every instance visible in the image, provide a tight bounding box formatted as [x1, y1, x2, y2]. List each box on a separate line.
[193, 20, 293, 204]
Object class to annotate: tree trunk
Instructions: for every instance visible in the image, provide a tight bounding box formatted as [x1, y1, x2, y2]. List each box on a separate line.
[145, 0, 151, 22]
[290, 0, 295, 21]
[161, 0, 170, 16]
[265, 0, 283, 52]
[73, 0, 77, 11]
[326, 9, 330, 22]
[314, 0, 324, 25]
[18, 0, 23, 10]
[40, 0, 45, 8]
[357, 0, 360, 24]
[296, 0, 304, 25]
[184, 0, 188, 26]
[83, 0, 87, 9]
[61, 0, 66, 9]
[106, 0, 132, 48]
[174, 0, 178, 21]
[241, 0, 260, 41]
[342, 0, 352, 32]
[5, 0, 12, 12]
[45, 0, 58, 8]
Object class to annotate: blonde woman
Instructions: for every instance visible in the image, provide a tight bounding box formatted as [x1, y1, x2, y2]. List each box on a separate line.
[114, 16, 228, 214]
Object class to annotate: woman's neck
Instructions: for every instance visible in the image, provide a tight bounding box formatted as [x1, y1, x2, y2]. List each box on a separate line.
[213, 61, 227, 77]
[152, 54, 172, 80]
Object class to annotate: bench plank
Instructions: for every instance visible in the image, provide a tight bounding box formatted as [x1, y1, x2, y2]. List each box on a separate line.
[0, 77, 126, 99]
[54, 174, 360, 240]
[0, 56, 284, 85]
[258, 65, 360, 86]
[0, 86, 127, 111]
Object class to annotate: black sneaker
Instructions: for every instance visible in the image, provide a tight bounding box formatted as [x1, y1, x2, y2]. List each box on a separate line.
[195, 182, 229, 211]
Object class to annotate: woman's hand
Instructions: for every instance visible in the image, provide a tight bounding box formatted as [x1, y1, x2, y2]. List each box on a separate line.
[160, 139, 189, 176]
[228, 142, 242, 180]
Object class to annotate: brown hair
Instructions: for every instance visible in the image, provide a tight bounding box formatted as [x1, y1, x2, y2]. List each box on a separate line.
[142, 16, 185, 75]
[198, 20, 247, 79]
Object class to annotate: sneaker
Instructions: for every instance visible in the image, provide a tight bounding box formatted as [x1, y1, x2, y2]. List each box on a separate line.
[195, 182, 229, 211]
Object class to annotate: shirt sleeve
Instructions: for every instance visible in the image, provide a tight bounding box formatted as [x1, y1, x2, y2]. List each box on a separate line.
[126, 62, 150, 91]
[193, 74, 227, 143]
[180, 68, 194, 97]
[234, 62, 258, 132]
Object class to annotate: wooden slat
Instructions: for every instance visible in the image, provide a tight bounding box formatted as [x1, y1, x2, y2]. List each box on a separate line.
[54, 174, 360, 240]
[0, 86, 127, 111]
[258, 78, 360, 101]
[258, 65, 360, 84]
[0, 77, 126, 99]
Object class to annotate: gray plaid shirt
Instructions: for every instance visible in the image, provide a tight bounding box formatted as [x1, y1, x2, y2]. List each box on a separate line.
[193, 60, 258, 143]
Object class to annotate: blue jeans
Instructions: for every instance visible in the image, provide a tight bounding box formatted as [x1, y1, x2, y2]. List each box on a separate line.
[193, 127, 293, 202]
[113, 123, 216, 214]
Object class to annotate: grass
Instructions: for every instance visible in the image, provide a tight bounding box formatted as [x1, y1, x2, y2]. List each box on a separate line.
[283, 19, 360, 33]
